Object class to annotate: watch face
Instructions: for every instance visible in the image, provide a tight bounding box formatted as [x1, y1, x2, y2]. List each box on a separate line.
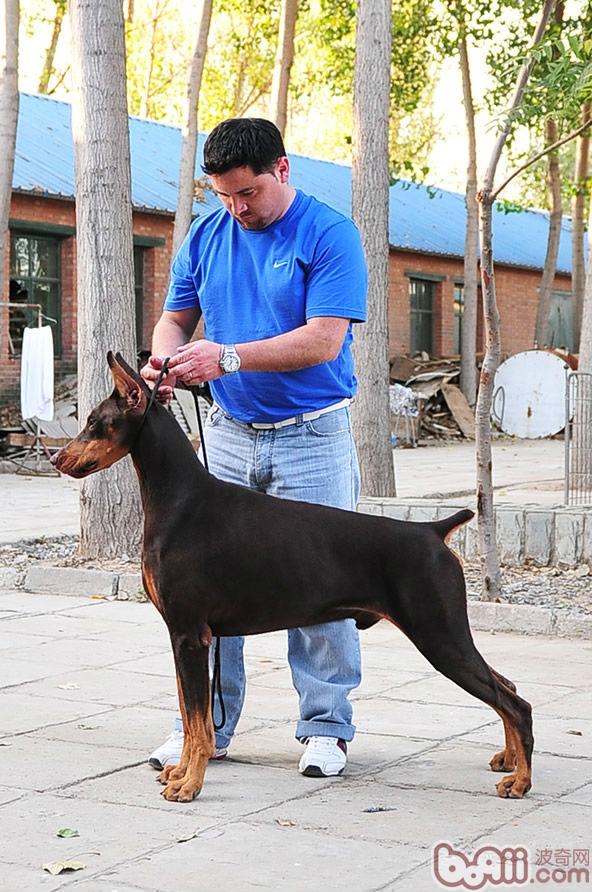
[222, 351, 240, 373]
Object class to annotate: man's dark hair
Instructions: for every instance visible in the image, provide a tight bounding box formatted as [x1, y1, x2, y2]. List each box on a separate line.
[202, 118, 286, 176]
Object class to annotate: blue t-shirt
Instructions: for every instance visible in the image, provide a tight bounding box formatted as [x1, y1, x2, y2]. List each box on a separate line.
[164, 189, 367, 423]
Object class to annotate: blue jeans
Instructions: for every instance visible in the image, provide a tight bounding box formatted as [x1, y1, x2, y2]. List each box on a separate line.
[190, 404, 362, 748]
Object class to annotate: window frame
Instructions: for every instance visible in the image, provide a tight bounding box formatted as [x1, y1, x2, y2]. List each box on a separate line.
[9, 230, 62, 357]
[409, 277, 435, 355]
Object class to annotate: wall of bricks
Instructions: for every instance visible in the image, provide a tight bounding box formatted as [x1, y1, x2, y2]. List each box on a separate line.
[1, 189, 574, 405]
[387, 249, 572, 359]
[1, 194, 174, 404]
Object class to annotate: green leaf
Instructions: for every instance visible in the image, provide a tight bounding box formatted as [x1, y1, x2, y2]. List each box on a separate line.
[56, 828, 80, 838]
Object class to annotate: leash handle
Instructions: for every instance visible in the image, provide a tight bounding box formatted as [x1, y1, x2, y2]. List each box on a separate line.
[145, 356, 171, 413]
[211, 636, 226, 731]
[195, 391, 209, 473]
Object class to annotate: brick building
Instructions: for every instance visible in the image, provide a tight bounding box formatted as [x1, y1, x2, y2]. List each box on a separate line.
[1, 92, 575, 402]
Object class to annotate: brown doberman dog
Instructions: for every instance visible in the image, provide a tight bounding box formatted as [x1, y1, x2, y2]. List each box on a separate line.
[52, 353, 533, 803]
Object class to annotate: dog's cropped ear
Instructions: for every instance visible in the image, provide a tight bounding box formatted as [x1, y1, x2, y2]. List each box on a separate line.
[108, 352, 147, 413]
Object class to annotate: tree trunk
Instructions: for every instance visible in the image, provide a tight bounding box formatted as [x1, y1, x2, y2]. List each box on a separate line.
[572, 102, 590, 351]
[476, 197, 502, 599]
[579, 194, 592, 372]
[0, 0, 19, 319]
[572, 114, 592, 501]
[476, 0, 555, 600]
[351, 0, 395, 497]
[70, 0, 141, 559]
[534, 117, 562, 347]
[268, 0, 299, 138]
[459, 33, 478, 407]
[171, 0, 212, 256]
[38, 0, 66, 94]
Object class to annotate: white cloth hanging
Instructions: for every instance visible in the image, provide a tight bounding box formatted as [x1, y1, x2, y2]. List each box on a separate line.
[20, 326, 54, 421]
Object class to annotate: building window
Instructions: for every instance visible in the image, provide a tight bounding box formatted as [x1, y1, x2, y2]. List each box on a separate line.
[9, 233, 61, 355]
[134, 245, 145, 349]
[545, 290, 574, 351]
[453, 284, 464, 354]
[409, 278, 434, 354]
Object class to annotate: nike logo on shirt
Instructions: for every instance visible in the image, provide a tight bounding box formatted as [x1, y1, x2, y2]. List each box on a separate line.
[273, 260, 289, 268]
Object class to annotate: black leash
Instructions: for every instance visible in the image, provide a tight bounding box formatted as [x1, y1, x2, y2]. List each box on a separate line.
[211, 636, 226, 731]
[146, 362, 225, 733]
[189, 386, 226, 731]
[194, 387, 209, 473]
[133, 357, 171, 446]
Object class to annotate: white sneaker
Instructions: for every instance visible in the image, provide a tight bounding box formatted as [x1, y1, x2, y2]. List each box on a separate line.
[298, 736, 347, 777]
[148, 724, 228, 770]
[149, 725, 184, 770]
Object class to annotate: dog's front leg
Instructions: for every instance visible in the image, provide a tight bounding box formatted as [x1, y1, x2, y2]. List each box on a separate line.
[160, 632, 214, 802]
[158, 674, 192, 785]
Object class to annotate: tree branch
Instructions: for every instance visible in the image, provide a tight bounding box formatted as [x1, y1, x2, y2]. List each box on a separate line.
[492, 116, 592, 200]
[482, 0, 556, 194]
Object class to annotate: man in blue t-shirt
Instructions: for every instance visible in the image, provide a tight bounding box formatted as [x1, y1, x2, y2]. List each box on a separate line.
[142, 118, 367, 778]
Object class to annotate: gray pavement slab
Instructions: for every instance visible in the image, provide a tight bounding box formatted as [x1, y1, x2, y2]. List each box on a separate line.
[0, 472, 81, 542]
[1, 591, 591, 891]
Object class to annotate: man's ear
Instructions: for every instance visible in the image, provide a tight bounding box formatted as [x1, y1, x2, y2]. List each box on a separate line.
[109, 353, 147, 413]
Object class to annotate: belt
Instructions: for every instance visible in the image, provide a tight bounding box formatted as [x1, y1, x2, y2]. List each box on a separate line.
[249, 398, 351, 430]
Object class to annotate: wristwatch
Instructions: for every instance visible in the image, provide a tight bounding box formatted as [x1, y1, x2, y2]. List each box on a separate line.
[219, 344, 241, 374]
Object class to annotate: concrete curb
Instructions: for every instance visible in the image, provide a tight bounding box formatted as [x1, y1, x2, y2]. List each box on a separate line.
[467, 600, 592, 638]
[20, 565, 144, 601]
[1, 562, 590, 638]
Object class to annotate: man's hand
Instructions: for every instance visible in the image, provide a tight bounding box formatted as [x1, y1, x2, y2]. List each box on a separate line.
[167, 340, 225, 385]
[140, 355, 177, 403]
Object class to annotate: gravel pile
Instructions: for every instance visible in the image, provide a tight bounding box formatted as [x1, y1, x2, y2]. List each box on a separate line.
[463, 563, 591, 614]
[0, 534, 140, 585]
[0, 535, 590, 615]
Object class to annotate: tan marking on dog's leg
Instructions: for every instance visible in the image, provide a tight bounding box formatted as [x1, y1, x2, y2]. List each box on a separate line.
[162, 698, 214, 802]
[490, 713, 518, 772]
[492, 707, 532, 799]
[158, 675, 191, 785]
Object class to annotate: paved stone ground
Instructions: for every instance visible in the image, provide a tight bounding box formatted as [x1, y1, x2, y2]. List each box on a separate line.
[1, 587, 591, 891]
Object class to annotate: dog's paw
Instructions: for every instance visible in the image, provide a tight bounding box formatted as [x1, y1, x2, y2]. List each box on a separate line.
[161, 775, 201, 802]
[157, 763, 183, 784]
[489, 749, 516, 772]
[495, 773, 531, 799]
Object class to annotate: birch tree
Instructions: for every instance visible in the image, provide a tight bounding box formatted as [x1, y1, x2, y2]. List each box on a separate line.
[351, 0, 395, 497]
[476, 0, 556, 599]
[268, 0, 298, 138]
[573, 102, 590, 348]
[171, 0, 213, 256]
[71, 0, 141, 559]
[534, 115, 563, 345]
[459, 31, 479, 406]
[534, 2, 564, 347]
[0, 0, 19, 314]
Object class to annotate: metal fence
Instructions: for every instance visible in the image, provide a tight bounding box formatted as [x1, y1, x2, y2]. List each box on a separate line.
[565, 371, 592, 505]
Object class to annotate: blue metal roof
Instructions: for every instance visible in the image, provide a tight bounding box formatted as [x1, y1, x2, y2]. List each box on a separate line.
[14, 92, 573, 274]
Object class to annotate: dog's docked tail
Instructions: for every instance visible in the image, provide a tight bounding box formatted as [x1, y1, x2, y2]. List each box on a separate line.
[431, 509, 474, 541]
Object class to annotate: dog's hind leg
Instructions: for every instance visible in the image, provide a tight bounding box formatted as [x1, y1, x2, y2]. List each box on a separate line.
[160, 630, 214, 802]
[398, 596, 533, 799]
[418, 636, 532, 797]
[487, 666, 518, 772]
